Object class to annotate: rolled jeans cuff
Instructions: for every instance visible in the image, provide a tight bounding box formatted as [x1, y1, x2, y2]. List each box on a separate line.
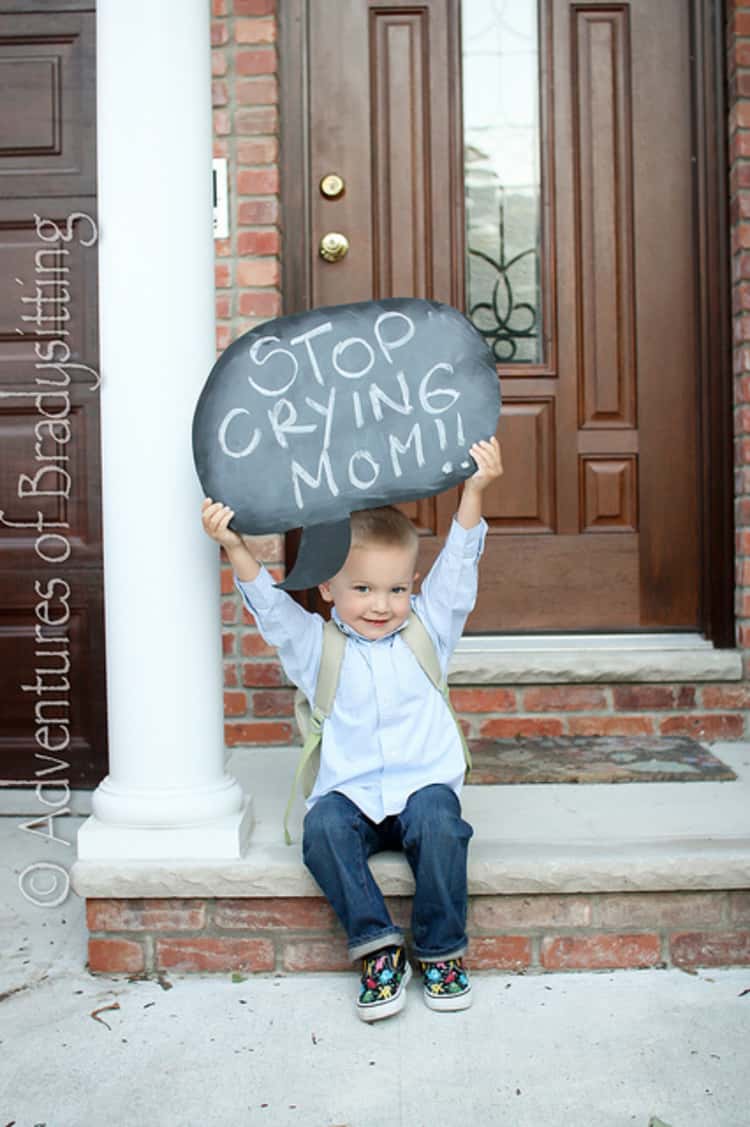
[348, 929, 404, 962]
[415, 942, 468, 964]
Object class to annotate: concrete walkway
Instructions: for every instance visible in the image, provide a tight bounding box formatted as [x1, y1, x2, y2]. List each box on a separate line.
[1, 958, 748, 1127]
[2, 790, 749, 1126]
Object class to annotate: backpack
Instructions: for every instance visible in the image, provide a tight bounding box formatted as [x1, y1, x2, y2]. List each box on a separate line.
[283, 609, 472, 844]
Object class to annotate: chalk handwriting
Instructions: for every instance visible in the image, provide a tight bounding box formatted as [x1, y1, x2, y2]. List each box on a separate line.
[215, 311, 469, 511]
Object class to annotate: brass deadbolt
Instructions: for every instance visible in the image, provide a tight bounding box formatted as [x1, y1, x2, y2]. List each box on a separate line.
[319, 172, 346, 199]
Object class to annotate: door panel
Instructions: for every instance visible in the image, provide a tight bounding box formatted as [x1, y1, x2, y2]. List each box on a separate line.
[0, 569, 106, 785]
[309, 0, 461, 312]
[0, 11, 96, 198]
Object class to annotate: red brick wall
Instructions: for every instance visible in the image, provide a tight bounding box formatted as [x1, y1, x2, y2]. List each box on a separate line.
[211, 0, 281, 353]
[213, 0, 750, 749]
[211, 0, 292, 744]
[85, 891, 750, 975]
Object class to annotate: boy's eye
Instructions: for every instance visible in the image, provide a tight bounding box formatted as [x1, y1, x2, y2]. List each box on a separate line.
[353, 585, 369, 593]
[392, 586, 407, 594]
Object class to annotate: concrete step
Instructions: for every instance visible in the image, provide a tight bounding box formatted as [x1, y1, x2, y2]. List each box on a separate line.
[70, 742, 750, 898]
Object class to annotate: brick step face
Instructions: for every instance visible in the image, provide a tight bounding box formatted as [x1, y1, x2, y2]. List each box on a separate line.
[85, 891, 750, 976]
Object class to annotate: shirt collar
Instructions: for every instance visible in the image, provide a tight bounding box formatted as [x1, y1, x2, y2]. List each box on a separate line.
[331, 603, 412, 644]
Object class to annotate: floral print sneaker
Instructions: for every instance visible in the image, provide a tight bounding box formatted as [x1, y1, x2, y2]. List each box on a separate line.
[356, 945, 412, 1022]
[420, 957, 472, 1011]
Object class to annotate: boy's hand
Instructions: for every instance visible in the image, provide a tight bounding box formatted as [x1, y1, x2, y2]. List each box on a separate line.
[464, 436, 503, 493]
[201, 497, 244, 550]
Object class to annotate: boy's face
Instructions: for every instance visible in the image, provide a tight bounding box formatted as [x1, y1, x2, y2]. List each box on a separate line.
[318, 541, 419, 640]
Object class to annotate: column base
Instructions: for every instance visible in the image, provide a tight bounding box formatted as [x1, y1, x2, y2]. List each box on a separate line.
[91, 772, 246, 827]
[75, 795, 253, 861]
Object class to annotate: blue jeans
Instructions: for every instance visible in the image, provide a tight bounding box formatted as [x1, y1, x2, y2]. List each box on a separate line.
[302, 783, 474, 962]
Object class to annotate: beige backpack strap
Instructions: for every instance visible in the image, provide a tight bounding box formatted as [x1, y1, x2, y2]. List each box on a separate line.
[401, 611, 473, 778]
[283, 619, 347, 845]
[314, 619, 348, 716]
[400, 612, 443, 689]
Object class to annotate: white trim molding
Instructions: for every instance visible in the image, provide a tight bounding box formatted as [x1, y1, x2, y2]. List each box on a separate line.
[448, 634, 743, 683]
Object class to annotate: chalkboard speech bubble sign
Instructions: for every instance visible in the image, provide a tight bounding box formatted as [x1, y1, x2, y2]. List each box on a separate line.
[192, 298, 501, 590]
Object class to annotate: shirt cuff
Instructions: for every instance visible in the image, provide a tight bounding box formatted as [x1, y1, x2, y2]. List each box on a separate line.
[445, 515, 488, 560]
[233, 563, 279, 617]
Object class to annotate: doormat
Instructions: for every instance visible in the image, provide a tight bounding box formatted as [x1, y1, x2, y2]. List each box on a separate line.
[466, 735, 738, 784]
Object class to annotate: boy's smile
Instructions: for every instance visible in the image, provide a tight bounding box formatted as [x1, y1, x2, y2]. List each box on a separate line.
[318, 542, 419, 641]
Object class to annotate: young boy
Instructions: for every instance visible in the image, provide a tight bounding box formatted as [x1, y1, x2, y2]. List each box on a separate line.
[201, 436, 503, 1022]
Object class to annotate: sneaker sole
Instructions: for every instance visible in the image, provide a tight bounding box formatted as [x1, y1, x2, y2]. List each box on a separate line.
[423, 985, 472, 1012]
[357, 961, 413, 1022]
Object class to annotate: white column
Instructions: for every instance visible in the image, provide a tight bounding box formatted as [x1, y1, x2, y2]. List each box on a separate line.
[76, 0, 251, 860]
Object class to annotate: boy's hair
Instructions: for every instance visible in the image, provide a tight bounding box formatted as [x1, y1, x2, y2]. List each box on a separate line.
[349, 506, 418, 554]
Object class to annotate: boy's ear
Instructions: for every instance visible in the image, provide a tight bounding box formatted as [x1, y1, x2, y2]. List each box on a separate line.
[413, 570, 420, 582]
[318, 580, 333, 603]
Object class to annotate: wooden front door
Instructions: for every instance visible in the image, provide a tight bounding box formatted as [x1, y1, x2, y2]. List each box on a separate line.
[281, 0, 732, 636]
[0, 6, 107, 786]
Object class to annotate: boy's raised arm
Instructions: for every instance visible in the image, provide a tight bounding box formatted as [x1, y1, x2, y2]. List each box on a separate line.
[414, 436, 504, 666]
[456, 436, 504, 529]
[201, 498, 260, 581]
[200, 496, 324, 702]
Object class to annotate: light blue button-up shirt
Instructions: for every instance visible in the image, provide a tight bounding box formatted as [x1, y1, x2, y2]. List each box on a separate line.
[234, 516, 487, 824]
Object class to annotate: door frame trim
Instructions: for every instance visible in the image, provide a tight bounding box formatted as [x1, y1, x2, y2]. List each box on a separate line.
[691, 0, 734, 646]
[277, 0, 734, 644]
[279, 0, 312, 318]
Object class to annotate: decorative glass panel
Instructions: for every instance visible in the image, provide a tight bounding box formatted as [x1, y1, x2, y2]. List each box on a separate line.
[462, 0, 543, 363]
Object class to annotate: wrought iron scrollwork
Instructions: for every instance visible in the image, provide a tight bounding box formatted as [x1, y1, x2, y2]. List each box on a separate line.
[468, 247, 538, 363]
[466, 188, 542, 363]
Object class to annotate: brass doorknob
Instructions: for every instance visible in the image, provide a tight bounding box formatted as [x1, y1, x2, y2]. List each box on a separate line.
[319, 232, 350, 262]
